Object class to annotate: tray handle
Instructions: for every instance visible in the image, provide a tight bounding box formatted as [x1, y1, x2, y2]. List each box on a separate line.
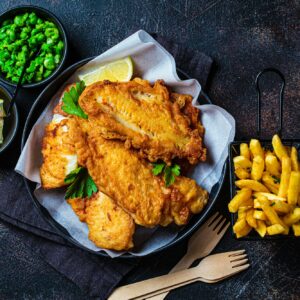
[255, 68, 285, 138]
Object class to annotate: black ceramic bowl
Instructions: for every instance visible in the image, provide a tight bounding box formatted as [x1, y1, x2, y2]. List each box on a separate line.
[22, 58, 227, 257]
[0, 84, 18, 154]
[0, 5, 68, 88]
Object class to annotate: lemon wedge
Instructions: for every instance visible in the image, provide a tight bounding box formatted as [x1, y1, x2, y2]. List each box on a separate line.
[79, 57, 133, 86]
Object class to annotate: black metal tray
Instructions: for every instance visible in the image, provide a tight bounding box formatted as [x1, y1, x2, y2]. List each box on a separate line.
[229, 68, 300, 240]
[21, 57, 227, 258]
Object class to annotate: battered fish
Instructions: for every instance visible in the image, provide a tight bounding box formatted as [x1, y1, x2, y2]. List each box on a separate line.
[40, 85, 78, 189]
[72, 120, 208, 227]
[78, 78, 206, 164]
[40, 116, 78, 189]
[68, 192, 135, 250]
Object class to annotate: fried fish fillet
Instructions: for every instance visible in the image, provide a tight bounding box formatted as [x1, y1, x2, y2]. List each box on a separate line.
[160, 176, 208, 226]
[78, 78, 206, 164]
[40, 85, 78, 189]
[72, 119, 208, 227]
[40, 116, 78, 189]
[68, 192, 135, 250]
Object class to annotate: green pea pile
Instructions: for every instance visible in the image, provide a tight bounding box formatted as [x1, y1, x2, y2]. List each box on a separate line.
[0, 12, 64, 84]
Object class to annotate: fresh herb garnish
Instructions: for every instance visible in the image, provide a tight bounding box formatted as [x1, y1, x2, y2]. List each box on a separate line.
[270, 202, 275, 206]
[64, 167, 98, 199]
[272, 175, 280, 184]
[61, 81, 87, 119]
[152, 162, 181, 187]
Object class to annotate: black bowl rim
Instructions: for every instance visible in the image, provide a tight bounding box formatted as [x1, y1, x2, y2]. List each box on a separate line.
[0, 5, 68, 88]
[21, 57, 227, 258]
[0, 83, 18, 153]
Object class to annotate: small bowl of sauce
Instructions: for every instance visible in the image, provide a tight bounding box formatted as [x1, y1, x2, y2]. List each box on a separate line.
[0, 84, 18, 154]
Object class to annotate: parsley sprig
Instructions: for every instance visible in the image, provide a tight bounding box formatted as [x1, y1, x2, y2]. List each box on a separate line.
[61, 81, 87, 119]
[64, 167, 98, 199]
[152, 162, 181, 187]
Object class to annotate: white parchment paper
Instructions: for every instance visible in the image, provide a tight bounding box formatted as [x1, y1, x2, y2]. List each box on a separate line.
[15, 30, 235, 257]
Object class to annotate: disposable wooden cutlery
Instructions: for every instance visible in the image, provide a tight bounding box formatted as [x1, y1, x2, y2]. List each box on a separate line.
[109, 213, 244, 300]
[148, 212, 230, 300]
[109, 250, 249, 300]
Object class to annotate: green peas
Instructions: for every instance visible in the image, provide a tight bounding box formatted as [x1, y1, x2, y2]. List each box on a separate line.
[54, 54, 61, 64]
[6, 29, 16, 41]
[14, 15, 24, 26]
[0, 11, 64, 84]
[43, 69, 52, 78]
[35, 56, 44, 65]
[45, 21, 55, 28]
[20, 31, 28, 39]
[28, 12, 37, 25]
[14, 40, 23, 48]
[17, 51, 27, 62]
[16, 67, 23, 76]
[0, 50, 9, 60]
[44, 56, 55, 70]
[11, 76, 19, 83]
[41, 43, 51, 52]
[26, 60, 36, 73]
[46, 37, 55, 46]
[22, 45, 28, 52]
[36, 33, 45, 42]
[55, 40, 64, 53]
[45, 28, 59, 38]
[28, 36, 37, 46]
[31, 28, 41, 36]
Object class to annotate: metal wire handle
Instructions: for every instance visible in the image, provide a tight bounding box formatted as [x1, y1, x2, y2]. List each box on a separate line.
[255, 68, 285, 137]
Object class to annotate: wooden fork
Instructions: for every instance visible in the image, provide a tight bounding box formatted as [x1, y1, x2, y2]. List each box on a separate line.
[148, 212, 230, 300]
[109, 250, 249, 300]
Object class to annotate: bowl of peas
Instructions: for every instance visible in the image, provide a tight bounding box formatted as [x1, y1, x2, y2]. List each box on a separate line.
[0, 5, 67, 88]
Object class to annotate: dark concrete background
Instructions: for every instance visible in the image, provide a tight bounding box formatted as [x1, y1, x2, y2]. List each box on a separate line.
[0, 0, 299, 299]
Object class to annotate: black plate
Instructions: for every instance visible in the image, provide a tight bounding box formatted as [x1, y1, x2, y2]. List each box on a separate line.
[22, 57, 227, 258]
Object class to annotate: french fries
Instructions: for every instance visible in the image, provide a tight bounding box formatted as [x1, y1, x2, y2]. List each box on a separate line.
[278, 157, 291, 198]
[287, 171, 300, 205]
[230, 134, 300, 238]
[236, 224, 252, 238]
[261, 202, 287, 228]
[238, 207, 249, 220]
[255, 220, 267, 237]
[283, 208, 300, 226]
[253, 210, 267, 221]
[272, 134, 288, 160]
[246, 209, 257, 228]
[240, 143, 250, 160]
[233, 156, 252, 169]
[228, 188, 252, 213]
[253, 192, 285, 201]
[235, 180, 269, 192]
[265, 153, 281, 177]
[253, 198, 291, 214]
[267, 224, 285, 235]
[291, 147, 299, 171]
[233, 218, 252, 238]
[292, 223, 300, 236]
[250, 139, 264, 158]
[262, 172, 279, 194]
[235, 167, 250, 179]
[251, 156, 264, 181]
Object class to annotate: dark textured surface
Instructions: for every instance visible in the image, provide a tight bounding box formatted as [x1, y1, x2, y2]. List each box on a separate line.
[0, 0, 299, 300]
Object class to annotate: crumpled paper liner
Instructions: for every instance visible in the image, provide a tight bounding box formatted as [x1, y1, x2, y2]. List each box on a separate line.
[15, 30, 235, 257]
